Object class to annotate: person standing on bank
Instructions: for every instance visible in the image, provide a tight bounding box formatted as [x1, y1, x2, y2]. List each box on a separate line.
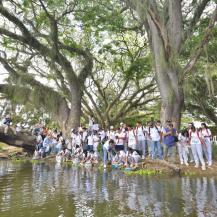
[201, 123, 212, 167]
[189, 126, 206, 170]
[162, 121, 177, 163]
[149, 122, 163, 160]
[135, 122, 146, 158]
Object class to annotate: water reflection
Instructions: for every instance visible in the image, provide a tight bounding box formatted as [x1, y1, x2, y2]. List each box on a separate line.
[0, 161, 217, 217]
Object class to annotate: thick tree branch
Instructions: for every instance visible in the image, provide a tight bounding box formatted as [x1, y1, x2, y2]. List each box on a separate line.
[182, 6, 217, 78]
[183, 0, 211, 42]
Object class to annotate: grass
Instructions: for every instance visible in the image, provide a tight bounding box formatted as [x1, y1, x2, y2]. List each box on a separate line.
[0, 142, 9, 151]
[124, 169, 163, 176]
[183, 171, 196, 176]
[63, 161, 73, 166]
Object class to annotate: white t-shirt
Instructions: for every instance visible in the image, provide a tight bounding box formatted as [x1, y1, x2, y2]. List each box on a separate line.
[144, 127, 151, 140]
[128, 130, 137, 149]
[92, 124, 99, 131]
[149, 127, 161, 141]
[82, 131, 88, 142]
[119, 150, 126, 158]
[71, 132, 76, 146]
[103, 141, 110, 150]
[107, 130, 116, 140]
[87, 135, 94, 146]
[190, 131, 202, 144]
[75, 134, 82, 146]
[116, 132, 126, 145]
[132, 151, 141, 163]
[135, 126, 145, 141]
[178, 133, 189, 144]
[201, 128, 212, 142]
[99, 130, 106, 141]
[93, 135, 100, 146]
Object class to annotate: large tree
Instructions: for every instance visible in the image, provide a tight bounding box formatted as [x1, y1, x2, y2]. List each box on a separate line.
[0, 0, 93, 135]
[82, 31, 159, 127]
[126, 0, 217, 127]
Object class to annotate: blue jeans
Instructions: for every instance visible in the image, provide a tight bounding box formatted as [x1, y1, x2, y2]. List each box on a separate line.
[87, 145, 93, 152]
[163, 145, 176, 163]
[138, 140, 146, 156]
[151, 141, 163, 159]
[103, 147, 114, 164]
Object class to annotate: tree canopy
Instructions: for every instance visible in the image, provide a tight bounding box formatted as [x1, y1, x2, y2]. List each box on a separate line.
[0, 0, 217, 131]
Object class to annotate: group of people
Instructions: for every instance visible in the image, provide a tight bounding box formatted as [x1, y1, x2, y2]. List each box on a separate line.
[31, 119, 213, 171]
[0, 114, 213, 171]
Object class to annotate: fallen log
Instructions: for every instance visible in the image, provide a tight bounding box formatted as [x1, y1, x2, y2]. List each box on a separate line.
[141, 159, 181, 174]
[0, 127, 36, 152]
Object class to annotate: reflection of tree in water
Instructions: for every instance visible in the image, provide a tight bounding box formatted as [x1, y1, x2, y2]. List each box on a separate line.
[1, 162, 217, 217]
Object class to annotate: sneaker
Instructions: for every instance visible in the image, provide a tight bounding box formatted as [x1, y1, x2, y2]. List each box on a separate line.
[190, 160, 194, 163]
[185, 162, 189, 166]
[195, 164, 199, 168]
[208, 162, 212, 167]
[202, 165, 206, 171]
[180, 162, 184, 165]
[103, 164, 107, 168]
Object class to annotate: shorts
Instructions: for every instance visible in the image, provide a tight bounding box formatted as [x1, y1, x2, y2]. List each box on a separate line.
[115, 145, 124, 151]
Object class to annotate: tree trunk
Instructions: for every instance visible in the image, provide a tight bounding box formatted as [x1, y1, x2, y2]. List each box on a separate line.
[53, 83, 82, 138]
[160, 86, 184, 129]
[66, 84, 82, 136]
[147, 14, 184, 129]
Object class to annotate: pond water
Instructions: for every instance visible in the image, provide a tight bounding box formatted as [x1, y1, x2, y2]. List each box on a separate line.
[0, 161, 217, 217]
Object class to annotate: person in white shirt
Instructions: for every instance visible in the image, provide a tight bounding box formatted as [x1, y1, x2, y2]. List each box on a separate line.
[126, 148, 141, 167]
[149, 122, 163, 159]
[99, 129, 106, 142]
[87, 132, 94, 152]
[103, 139, 115, 168]
[70, 129, 76, 150]
[135, 122, 146, 157]
[144, 122, 152, 157]
[189, 126, 206, 170]
[75, 132, 82, 147]
[201, 123, 212, 166]
[93, 131, 100, 153]
[127, 126, 137, 151]
[82, 128, 88, 147]
[112, 150, 126, 165]
[115, 129, 126, 151]
[177, 130, 189, 166]
[107, 126, 116, 140]
[88, 116, 94, 130]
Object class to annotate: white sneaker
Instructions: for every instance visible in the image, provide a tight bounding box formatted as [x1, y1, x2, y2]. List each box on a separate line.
[104, 164, 107, 168]
[190, 160, 194, 163]
[202, 165, 206, 171]
[180, 162, 184, 165]
[185, 162, 189, 166]
[195, 164, 199, 168]
[208, 162, 212, 167]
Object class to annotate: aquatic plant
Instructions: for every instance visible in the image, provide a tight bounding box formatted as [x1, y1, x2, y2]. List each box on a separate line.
[124, 169, 163, 176]
[183, 171, 197, 176]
